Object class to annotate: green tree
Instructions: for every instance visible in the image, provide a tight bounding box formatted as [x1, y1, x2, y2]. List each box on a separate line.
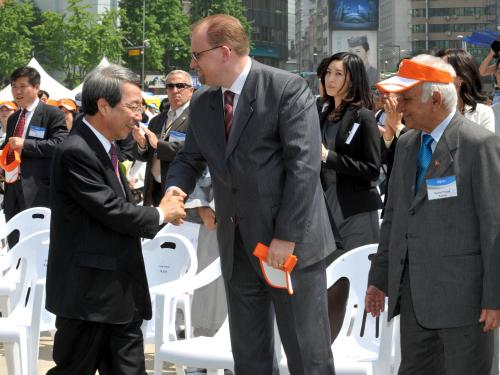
[33, 0, 124, 88]
[0, 0, 35, 85]
[190, 0, 252, 41]
[120, 0, 191, 80]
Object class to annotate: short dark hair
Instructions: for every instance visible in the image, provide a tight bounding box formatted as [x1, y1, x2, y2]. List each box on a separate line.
[441, 48, 488, 112]
[10, 66, 41, 87]
[82, 64, 140, 115]
[38, 90, 49, 99]
[320, 52, 373, 120]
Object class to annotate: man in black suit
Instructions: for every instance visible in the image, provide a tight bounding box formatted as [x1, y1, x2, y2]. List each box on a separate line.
[134, 69, 193, 206]
[46, 64, 186, 374]
[1, 66, 67, 223]
[166, 14, 336, 375]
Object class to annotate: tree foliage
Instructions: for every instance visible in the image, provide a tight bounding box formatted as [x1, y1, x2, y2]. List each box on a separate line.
[0, 0, 35, 85]
[33, 0, 124, 88]
[190, 0, 253, 41]
[120, 0, 191, 78]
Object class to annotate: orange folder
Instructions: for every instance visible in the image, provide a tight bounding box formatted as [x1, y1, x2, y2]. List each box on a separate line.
[253, 242, 298, 295]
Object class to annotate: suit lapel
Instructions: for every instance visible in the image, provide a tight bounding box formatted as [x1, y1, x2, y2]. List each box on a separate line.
[224, 65, 257, 160]
[401, 130, 420, 205]
[208, 89, 227, 155]
[28, 103, 44, 136]
[169, 107, 189, 134]
[77, 121, 127, 199]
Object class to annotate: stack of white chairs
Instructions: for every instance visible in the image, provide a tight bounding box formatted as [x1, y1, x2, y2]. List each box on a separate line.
[142, 232, 198, 344]
[0, 231, 50, 375]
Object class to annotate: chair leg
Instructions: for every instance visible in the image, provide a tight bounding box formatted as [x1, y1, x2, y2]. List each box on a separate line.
[175, 365, 185, 375]
[206, 370, 224, 375]
[4, 342, 20, 375]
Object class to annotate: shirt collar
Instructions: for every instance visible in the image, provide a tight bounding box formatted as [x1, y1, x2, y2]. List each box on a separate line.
[222, 57, 252, 96]
[425, 109, 456, 144]
[82, 117, 112, 154]
[169, 100, 190, 118]
[23, 98, 39, 113]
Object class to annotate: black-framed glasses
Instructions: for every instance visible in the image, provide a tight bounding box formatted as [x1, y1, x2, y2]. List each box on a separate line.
[166, 83, 192, 90]
[191, 45, 224, 62]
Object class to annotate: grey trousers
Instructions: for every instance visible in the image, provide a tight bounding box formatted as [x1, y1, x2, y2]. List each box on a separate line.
[398, 268, 493, 375]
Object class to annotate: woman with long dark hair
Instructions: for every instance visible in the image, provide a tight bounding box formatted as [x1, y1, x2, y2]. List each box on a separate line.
[440, 48, 494, 132]
[319, 52, 382, 341]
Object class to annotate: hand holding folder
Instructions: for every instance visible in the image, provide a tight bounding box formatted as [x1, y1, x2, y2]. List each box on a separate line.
[253, 242, 298, 295]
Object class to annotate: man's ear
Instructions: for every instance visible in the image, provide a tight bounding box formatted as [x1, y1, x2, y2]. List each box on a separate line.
[97, 98, 109, 115]
[431, 91, 443, 107]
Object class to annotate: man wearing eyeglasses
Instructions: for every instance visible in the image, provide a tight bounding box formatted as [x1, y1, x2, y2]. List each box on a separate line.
[165, 14, 336, 375]
[133, 69, 194, 206]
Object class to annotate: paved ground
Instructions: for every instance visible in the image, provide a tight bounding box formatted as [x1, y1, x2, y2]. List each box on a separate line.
[0, 332, 179, 374]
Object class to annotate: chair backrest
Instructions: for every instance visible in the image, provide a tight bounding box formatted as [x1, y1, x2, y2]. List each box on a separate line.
[155, 257, 222, 346]
[155, 221, 200, 253]
[142, 233, 198, 289]
[327, 244, 382, 356]
[5, 232, 50, 323]
[4, 207, 51, 249]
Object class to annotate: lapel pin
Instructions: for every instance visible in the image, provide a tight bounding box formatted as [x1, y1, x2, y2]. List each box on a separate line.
[434, 160, 440, 167]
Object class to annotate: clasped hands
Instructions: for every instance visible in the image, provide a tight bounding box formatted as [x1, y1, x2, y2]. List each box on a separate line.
[159, 187, 187, 225]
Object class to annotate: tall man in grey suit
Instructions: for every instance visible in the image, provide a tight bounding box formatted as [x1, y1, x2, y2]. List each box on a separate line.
[134, 70, 193, 206]
[165, 14, 336, 375]
[365, 55, 500, 374]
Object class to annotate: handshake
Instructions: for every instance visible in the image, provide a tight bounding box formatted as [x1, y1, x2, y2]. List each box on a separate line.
[158, 187, 187, 225]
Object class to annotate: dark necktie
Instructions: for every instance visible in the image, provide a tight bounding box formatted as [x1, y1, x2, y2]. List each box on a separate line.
[6, 109, 27, 164]
[109, 143, 121, 180]
[224, 90, 235, 138]
[415, 134, 434, 193]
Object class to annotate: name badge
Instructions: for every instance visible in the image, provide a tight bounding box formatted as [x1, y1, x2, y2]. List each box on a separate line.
[28, 125, 45, 139]
[169, 131, 186, 143]
[427, 176, 457, 200]
[345, 122, 360, 145]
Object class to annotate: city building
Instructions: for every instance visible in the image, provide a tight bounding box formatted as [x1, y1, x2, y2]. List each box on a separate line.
[243, 0, 289, 68]
[378, 0, 411, 75]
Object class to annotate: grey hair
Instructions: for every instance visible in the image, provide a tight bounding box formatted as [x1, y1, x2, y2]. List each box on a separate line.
[82, 64, 140, 115]
[165, 70, 193, 86]
[411, 54, 458, 112]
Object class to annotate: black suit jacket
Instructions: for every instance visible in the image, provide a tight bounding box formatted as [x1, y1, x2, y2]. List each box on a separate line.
[46, 117, 160, 324]
[136, 107, 190, 206]
[320, 105, 382, 218]
[1, 102, 67, 215]
[166, 60, 335, 279]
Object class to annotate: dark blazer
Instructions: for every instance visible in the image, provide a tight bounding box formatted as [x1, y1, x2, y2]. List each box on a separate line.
[369, 113, 500, 328]
[320, 105, 382, 218]
[46, 117, 161, 324]
[1, 102, 67, 214]
[137, 107, 190, 206]
[166, 60, 336, 279]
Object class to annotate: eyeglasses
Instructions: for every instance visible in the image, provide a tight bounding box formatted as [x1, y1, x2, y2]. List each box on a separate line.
[191, 45, 224, 62]
[166, 83, 192, 90]
[122, 103, 143, 113]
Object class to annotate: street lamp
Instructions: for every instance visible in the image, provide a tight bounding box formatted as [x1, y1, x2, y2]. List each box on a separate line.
[457, 35, 467, 51]
[141, 0, 146, 90]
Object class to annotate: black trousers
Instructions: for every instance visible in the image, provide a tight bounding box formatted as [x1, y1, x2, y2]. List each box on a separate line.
[4, 181, 25, 248]
[47, 317, 146, 375]
[224, 230, 335, 375]
[398, 266, 493, 375]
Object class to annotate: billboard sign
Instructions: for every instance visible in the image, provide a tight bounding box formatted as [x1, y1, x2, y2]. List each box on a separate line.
[330, 0, 379, 30]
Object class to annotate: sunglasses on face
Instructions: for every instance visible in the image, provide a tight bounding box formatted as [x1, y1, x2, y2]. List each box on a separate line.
[166, 83, 192, 90]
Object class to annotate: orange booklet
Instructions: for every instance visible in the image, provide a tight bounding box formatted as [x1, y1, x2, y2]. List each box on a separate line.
[253, 242, 298, 295]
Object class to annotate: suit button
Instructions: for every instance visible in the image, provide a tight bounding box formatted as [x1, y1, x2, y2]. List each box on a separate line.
[408, 208, 415, 215]
[232, 188, 237, 194]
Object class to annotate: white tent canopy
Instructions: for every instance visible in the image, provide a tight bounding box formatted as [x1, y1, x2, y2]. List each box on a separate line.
[0, 57, 74, 101]
[71, 56, 110, 96]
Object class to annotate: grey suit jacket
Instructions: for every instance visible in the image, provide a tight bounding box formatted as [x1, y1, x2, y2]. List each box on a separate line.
[368, 113, 500, 328]
[166, 60, 336, 279]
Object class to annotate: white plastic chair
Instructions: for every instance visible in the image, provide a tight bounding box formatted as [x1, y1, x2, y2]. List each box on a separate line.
[0, 231, 50, 375]
[154, 258, 230, 375]
[279, 244, 395, 375]
[142, 233, 198, 343]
